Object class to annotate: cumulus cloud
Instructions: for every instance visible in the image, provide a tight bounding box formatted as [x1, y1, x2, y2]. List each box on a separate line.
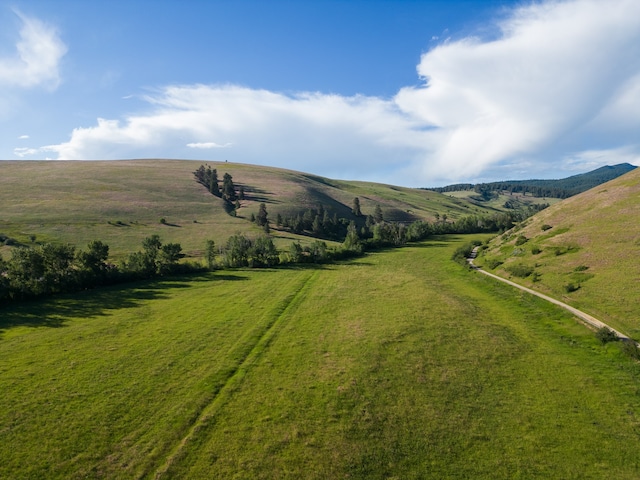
[0, 10, 67, 89]
[38, 0, 640, 185]
[396, 0, 640, 181]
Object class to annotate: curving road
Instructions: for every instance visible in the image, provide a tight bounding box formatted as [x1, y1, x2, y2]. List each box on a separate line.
[467, 247, 632, 342]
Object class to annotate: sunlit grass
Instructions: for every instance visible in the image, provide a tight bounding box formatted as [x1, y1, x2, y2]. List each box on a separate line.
[2, 236, 640, 478]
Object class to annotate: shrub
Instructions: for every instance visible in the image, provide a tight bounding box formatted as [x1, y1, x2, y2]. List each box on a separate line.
[564, 283, 580, 293]
[160, 218, 167, 225]
[485, 258, 503, 269]
[451, 243, 474, 266]
[506, 264, 534, 278]
[541, 224, 552, 231]
[531, 245, 542, 255]
[595, 326, 618, 345]
[620, 340, 640, 360]
[515, 235, 528, 246]
[574, 265, 589, 272]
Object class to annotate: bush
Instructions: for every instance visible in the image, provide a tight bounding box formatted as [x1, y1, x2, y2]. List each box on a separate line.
[506, 264, 534, 278]
[451, 243, 474, 265]
[595, 326, 618, 345]
[620, 340, 640, 359]
[574, 265, 589, 272]
[485, 258, 503, 269]
[515, 235, 528, 246]
[541, 224, 552, 231]
[160, 218, 167, 225]
[531, 246, 542, 255]
[564, 283, 580, 293]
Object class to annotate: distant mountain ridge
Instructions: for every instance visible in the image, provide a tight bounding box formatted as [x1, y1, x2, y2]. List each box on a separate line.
[426, 163, 637, 199]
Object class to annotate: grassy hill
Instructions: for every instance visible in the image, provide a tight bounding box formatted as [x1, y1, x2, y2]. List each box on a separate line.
[2, 237, 640, 479]
[0, 159, 492, 261]
[476, 167, 640, 337]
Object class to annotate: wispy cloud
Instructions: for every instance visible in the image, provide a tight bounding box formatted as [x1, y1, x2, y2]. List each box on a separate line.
[37, 0, 640, 185]
[17, 134, 29, 139]
[13, 146, 39, 157]
[0, 10, 67, 89]
[186, 141, 232, 149]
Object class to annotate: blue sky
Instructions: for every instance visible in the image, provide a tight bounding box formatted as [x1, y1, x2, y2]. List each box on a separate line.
[2, 0, 640, 187]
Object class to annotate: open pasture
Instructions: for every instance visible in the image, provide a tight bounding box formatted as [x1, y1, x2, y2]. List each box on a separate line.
[2, 236, 640, 479]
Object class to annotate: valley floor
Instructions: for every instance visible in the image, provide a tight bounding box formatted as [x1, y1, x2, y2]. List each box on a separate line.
[2, 236, 640, 479]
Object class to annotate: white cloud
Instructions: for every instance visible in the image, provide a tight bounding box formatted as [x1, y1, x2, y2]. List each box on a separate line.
[396, 0, 640, 181]
[39, 0, 640, 186]
[0, 10, 67, 89]
[18, 134, 29, 139]
[13, 146, 39, 157]
[186, 141, 232, 149]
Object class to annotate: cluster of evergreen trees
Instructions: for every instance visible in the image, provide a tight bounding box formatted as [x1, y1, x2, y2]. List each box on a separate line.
[275, 205, 350, 239]
[193, 164, 244, 206]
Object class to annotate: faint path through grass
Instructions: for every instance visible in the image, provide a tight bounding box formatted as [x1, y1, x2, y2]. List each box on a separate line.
[151, 270, 320, 479]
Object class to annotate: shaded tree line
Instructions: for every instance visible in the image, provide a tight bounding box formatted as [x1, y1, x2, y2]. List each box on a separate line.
[0, 236, 187, 304]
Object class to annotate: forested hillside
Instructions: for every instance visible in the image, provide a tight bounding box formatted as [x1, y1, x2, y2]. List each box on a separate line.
[428, 163, 636, 198]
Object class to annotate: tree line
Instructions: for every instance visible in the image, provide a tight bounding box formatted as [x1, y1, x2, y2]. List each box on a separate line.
[0, 236, 188, 303]
[0, 195, 546, 305]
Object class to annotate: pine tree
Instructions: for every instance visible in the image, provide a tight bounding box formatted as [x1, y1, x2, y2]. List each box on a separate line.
[256, 203, 268, 227]
[352, 197, 362, 217]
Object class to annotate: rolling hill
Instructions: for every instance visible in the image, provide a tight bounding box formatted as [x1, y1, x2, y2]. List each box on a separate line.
[476, 167, 640, 337]
[0, 159, 495, 260]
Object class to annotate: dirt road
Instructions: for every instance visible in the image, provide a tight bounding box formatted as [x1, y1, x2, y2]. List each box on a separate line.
[467, 247, 632, 342]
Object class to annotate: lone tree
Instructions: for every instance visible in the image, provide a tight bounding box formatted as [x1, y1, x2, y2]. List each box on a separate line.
[256, 203, 269, 227]
[352, 197, 362, 217]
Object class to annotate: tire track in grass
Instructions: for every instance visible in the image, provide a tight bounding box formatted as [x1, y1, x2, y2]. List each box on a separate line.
[151, 270, 319, 480]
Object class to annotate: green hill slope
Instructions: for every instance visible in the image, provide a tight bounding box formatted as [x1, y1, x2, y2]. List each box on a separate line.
[476, 167, 640, 337]
[0, 159, 492, 259]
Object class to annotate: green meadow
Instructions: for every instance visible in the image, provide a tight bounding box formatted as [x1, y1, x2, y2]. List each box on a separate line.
[2, 236, 640, 479]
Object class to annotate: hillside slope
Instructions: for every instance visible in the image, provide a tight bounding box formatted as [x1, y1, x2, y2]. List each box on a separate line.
[477, 168, 640, 337]
[0, 159, 490, 259]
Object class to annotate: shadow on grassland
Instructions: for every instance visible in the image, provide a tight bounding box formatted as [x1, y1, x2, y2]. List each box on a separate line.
[0, 272, 248, 337]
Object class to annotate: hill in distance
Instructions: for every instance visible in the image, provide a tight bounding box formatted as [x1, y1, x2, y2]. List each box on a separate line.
[476, 167, 640, 337]
[428, 163, 637, 199]
[0, 159, 497, 260]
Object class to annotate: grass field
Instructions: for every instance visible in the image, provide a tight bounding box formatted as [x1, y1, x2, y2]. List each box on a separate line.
[2, 236, 640, 479]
